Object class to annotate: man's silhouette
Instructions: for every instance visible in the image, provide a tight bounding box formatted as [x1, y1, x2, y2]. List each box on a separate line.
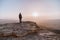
[19, 13, 22, 23]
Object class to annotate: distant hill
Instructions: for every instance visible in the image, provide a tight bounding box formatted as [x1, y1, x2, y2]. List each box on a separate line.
[0, 19, 18, 24]
[42, 19, 60, 30]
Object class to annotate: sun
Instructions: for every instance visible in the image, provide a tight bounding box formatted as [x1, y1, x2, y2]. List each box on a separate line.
[32, 12, 39, 17]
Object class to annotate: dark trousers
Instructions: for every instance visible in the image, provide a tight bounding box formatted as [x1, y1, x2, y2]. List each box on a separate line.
[19, 18, 22, 23]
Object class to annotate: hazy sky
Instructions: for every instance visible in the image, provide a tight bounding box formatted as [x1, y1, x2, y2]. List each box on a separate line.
[0, 0, 60, 20]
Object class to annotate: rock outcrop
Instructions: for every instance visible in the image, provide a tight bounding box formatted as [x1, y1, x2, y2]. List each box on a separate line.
[0, 21, 39, 37]
[0, 21, 60, 40]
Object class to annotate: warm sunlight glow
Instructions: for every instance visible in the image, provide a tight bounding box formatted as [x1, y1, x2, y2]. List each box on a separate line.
[32, 12, 39, 17]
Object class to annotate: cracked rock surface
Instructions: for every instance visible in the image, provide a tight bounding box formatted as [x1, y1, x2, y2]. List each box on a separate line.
[0, 21, 60, 40]
[0, 21, 39, 37]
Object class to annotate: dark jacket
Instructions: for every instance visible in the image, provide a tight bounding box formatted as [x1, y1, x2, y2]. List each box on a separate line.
[19, 13, 22, 19]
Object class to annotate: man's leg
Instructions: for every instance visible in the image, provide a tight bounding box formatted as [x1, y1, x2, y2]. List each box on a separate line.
[20, 19, 22, 23]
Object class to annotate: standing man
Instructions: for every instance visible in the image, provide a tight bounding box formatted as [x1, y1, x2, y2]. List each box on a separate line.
[19, 13, 22, 23]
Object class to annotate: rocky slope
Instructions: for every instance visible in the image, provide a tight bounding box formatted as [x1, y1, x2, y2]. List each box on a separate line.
[0, 21, 39, 37]
[0, 21, 60, 40]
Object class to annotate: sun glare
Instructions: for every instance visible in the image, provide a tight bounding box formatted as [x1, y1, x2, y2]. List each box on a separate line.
[32, 12, 39, 17]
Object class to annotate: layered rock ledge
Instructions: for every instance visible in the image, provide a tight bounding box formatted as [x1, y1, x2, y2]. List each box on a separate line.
[0, 21, 60, 40]
[0, 21, 39, 37]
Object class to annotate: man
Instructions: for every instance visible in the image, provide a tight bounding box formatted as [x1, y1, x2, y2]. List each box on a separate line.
[19, 13, 22, 23]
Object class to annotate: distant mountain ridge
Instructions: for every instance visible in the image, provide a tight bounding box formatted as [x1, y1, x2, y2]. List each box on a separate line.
[0, 19, 18, 24]
[42, 19, 60, 30]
